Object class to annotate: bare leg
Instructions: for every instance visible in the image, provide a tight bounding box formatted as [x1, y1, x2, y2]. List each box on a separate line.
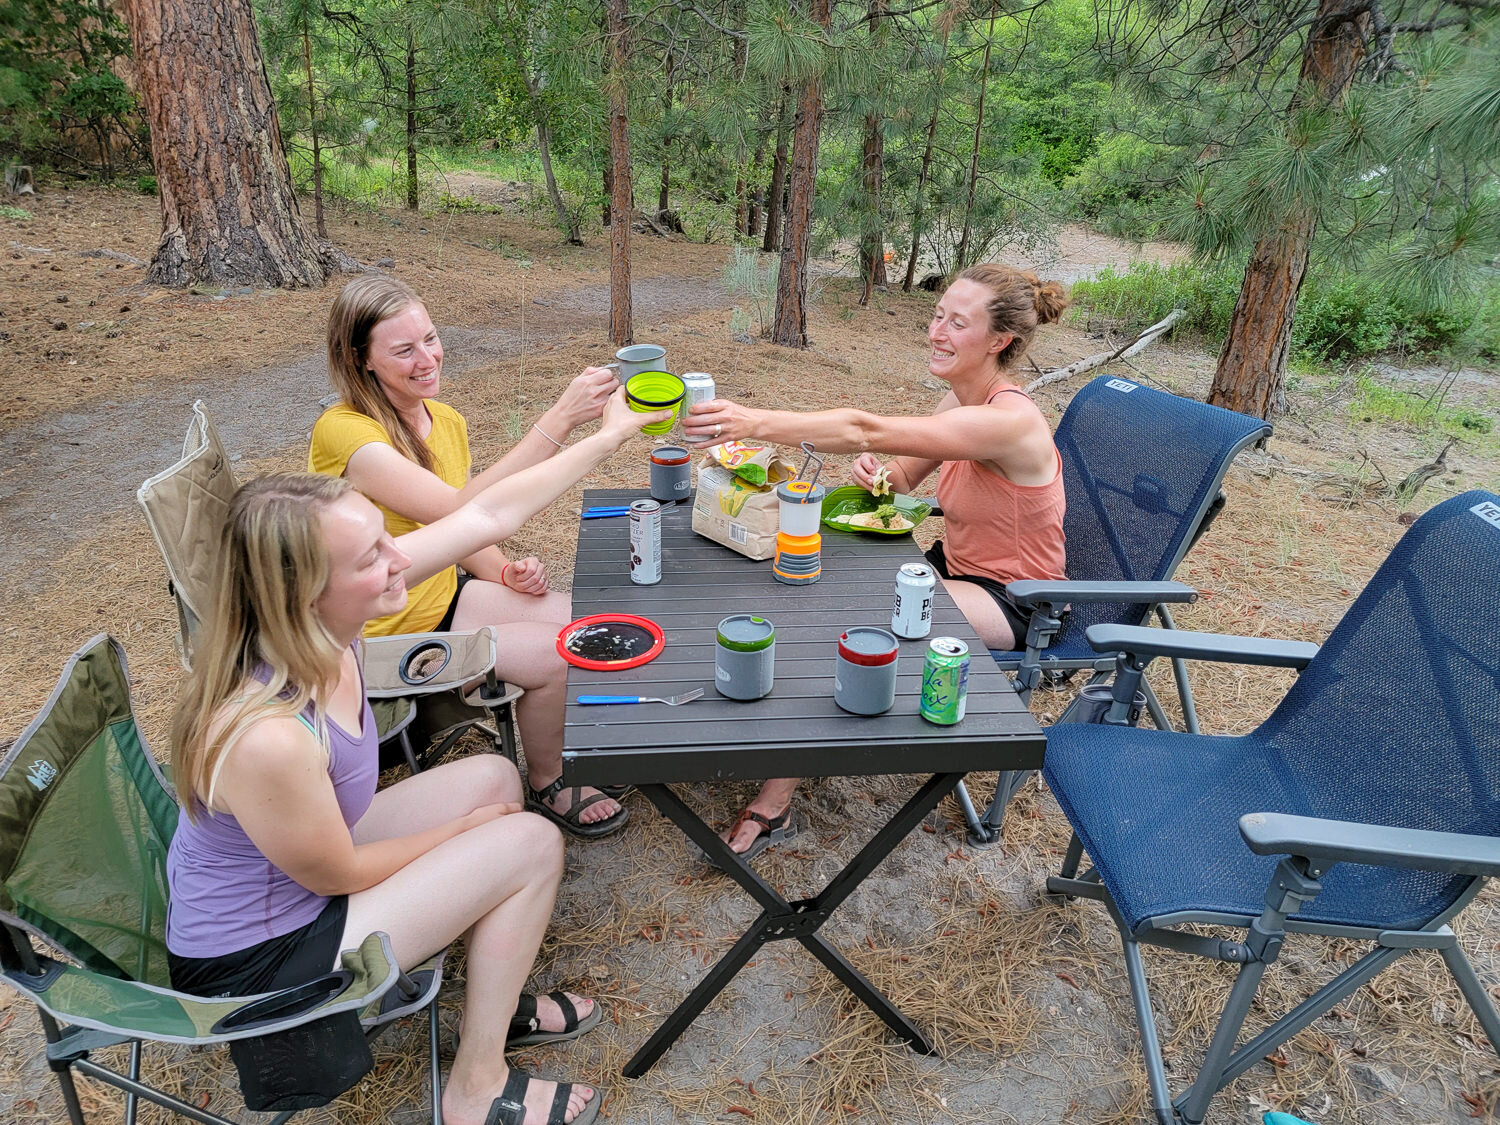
[450, 580, 621, 826]
[349, 756, 588, 1036]
[721, 777, 800, 854]
[937, 575, 1017, 651]
[341, 802, 593, 1125]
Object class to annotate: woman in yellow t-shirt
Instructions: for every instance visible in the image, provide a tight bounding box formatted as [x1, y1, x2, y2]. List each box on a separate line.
[310, 274, 627, 838]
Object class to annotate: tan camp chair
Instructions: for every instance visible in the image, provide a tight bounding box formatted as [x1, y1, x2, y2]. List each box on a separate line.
[136, 401, 521, 773]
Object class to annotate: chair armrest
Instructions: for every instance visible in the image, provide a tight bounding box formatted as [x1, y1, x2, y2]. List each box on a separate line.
[361, 627, 499, 699]
[1085, 624, 1319, 668]
[1241, 812, 1500, 879]
[1007, 580, 1198, 607]
[9, 933, 402, 1049]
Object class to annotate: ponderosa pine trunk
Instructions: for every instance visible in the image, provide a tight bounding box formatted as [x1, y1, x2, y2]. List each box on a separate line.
[537, 116, 582, 244]
[1210, 0, 1372, 418]
[120, 0, 350, 287]
[770, 0, 830, 347]
[605, 0, 633, 344]
[955, 0, 998, 273]
[300, 18, 326, 239]
[857, 0, 887, 305]
[903, 26, 949, 292]
[405, 32, 419, 210]
[761, 101, 789, 253]
[658, 53, 673, 214]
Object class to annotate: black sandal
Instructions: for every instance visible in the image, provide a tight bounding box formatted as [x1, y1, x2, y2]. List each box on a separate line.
[509, 991, 602, 1048]
[484, 1068, 601, 1125]
[526, 777, 629, 839]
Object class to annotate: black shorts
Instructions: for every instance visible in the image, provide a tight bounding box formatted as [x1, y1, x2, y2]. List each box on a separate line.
[433, 571, 476, 633]
[168, 895, 349, 998]
[923, 541, 1032, 648]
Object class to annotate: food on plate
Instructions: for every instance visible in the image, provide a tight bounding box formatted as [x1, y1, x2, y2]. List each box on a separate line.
[832, 507, 914, 532]
[870, 466, 892, 497]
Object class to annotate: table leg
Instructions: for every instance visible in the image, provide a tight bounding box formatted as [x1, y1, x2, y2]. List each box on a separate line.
[624, 774, 965, 1076]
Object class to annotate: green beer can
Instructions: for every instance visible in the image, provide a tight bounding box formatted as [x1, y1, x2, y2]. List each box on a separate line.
[919, 637, 970, 725]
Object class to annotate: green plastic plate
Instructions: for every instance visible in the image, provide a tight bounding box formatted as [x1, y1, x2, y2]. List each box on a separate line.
[820, 485, 933, 536]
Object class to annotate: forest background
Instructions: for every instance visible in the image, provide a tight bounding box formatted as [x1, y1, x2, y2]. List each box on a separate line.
[2, 0, 1497, 414]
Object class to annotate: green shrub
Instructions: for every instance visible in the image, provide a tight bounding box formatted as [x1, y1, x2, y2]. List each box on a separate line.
[1068, 260, 1240, 340]
[1072, 259, 1487, 365]
[136, 174, 157, 195]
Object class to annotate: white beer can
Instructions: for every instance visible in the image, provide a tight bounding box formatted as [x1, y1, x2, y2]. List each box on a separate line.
[891, 562, 936, 639]
[680, 372, 716, 412]
[629, 498, 662, 585]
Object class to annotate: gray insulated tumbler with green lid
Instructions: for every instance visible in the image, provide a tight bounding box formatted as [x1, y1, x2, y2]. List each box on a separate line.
[715, 614, 775, 700]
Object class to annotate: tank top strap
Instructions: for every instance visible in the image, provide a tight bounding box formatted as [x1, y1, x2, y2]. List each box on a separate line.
[985, 386, 1033, 405]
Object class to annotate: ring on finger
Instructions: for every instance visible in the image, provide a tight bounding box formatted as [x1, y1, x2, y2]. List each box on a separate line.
[714, 423, 722, 438]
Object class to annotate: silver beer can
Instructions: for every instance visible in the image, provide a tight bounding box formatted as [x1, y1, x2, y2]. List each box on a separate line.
[629, 498, 662, 585]
[891, 562, 936, 639]
[680, 372, 716, 412]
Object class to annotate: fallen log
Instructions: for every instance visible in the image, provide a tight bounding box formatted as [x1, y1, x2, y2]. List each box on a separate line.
[1026, 308, 1186, 393]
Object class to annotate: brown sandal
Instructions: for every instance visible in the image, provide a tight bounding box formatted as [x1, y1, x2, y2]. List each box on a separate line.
[705, 805, 797, 868]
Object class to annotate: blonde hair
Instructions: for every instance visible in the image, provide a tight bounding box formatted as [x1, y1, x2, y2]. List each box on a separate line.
[951, 264, 1070, 371]
[170, 473, 353, 820]
[327, 274, 436, 472]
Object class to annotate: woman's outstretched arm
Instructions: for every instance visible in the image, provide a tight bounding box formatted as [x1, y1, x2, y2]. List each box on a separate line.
[397, 389, 664, 586]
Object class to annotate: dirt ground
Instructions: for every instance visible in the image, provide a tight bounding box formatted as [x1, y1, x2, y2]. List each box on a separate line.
[2, 182, 1499, 1125]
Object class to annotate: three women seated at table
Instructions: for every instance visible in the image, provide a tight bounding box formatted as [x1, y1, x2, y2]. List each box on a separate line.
[681, 263, 1070, 860]
[308, 276, 630, 839]
[165, 391, 668, 1125]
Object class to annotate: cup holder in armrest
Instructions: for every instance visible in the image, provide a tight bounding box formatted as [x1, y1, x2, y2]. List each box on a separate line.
[210, 969, 355, 1035]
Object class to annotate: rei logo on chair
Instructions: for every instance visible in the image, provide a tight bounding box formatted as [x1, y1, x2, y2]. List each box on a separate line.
[25, 759, 58, 791]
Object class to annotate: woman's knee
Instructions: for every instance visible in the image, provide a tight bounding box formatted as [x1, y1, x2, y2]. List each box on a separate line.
[472, 752, 523, 803]
[510, 810, 565, 879]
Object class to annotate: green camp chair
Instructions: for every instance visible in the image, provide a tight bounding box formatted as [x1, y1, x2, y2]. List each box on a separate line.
[137, 399, 522, 773]
[0, 634, 445, 1124]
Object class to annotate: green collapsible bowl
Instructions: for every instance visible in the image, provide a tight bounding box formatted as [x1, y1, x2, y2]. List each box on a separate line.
[625, 371, 685, 436]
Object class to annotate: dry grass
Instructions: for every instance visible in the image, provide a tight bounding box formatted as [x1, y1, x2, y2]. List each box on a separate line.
[4, 187, 1500, 1124]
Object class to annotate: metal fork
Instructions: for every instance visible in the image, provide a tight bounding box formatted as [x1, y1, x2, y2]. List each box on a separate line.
[577, 689, 705, 706]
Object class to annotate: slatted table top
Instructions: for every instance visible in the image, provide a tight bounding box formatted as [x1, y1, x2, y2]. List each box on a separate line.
[561, 487, 1045, 786]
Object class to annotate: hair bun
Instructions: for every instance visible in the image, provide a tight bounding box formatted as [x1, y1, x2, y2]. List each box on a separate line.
[1033, 279, 1070, 325]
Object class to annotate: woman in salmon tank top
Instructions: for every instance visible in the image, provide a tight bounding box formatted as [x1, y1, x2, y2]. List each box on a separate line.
[680, 264, 1069, 861]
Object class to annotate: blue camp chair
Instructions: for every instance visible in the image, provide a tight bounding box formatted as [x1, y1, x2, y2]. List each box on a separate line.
[1042, 490, 1500, 1125]
[954, 376, 1271, 844]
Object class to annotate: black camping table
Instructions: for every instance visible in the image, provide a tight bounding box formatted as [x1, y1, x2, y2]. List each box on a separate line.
[561, 488, 1045, 1077]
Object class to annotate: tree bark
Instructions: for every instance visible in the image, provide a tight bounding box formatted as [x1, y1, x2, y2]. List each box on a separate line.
[300, 17, 327, 239]
[1209, 0, 1372, 418]
[605, 0, 633, 344]
[658, 52, 673, 214]
[955, 0, 999, 273]
[858, 0, 887, 305]
[771, 0, 830, 348]
[536, 117, 581, 244]
[761, 100, 789, 253]
[405, 31, 419, 210]
[120, 0, 350, 287]
[903, 27, 949, 292]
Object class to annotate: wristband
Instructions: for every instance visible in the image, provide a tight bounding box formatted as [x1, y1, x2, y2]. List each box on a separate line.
[531, 421, 565, 449]
[500, 562, 511, 589]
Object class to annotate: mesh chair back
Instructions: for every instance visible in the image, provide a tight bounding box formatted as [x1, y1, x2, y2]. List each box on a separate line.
[1260, 491, 1500, 901]
[0, 635, 178, 986]
[1049, 376, 1271, 646]
[136, 401, 238, 667]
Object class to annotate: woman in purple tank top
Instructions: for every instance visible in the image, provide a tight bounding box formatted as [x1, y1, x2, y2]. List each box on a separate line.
[165, 388, 667, 1125]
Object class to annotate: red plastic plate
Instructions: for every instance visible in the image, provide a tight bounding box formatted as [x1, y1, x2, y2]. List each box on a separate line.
[556, 613, 666, 671]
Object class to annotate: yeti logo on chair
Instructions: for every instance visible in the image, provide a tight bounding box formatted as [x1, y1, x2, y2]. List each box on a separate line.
[1105, 379, 1137, 393]
[1471, 501, 1500, 531]
[26, 759, 58, 791]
